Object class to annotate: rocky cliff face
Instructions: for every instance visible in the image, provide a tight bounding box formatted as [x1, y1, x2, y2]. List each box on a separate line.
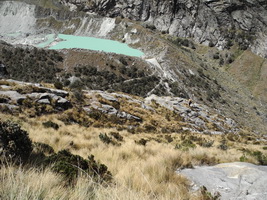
[61, 0, 267, 57]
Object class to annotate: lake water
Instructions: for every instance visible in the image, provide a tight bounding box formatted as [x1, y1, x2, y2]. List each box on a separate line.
[38, 34, 55, 48]
[47, 34, 144, 57]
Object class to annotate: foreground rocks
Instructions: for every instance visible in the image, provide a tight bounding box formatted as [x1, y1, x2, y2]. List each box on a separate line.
[179, 162, 267, 200]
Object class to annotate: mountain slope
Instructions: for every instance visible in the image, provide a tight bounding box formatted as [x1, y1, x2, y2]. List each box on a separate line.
[1, 0, 267, 133]
[61, 0, 267, 57]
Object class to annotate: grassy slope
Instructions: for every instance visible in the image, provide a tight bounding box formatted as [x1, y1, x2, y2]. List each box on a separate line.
[0, 99, 266, 200]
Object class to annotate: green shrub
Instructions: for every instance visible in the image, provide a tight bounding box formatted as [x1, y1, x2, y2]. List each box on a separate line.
[42, 121, 59, 130]
[45, 150, 112, 183]
[0, 120, 32, 163]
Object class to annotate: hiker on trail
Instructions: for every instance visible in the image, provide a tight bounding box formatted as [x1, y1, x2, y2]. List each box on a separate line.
[188, 99, 193, 107]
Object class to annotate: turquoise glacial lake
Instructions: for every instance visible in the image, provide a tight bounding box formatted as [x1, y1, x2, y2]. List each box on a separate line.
[47, 34, 144, 57]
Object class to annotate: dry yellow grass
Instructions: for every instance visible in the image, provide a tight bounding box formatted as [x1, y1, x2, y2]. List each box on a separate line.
[0, 112, 266, 200]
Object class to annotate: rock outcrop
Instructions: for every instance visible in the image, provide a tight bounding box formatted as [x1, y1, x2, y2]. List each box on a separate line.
[145, 94, 238, 134]
[61, 0, 267, 57]
[179, 162, 267, 200]
[0, 80, 72, 113]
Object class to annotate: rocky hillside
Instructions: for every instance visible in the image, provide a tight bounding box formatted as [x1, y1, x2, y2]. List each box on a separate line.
[0, 78, 238, 134]
[1, 0, 267, 134]
[1, 1, 267, 199]
[61, 0, 267, 58]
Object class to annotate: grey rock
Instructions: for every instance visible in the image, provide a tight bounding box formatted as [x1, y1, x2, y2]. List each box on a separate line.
[179, 162, 267, 200]
[0, 91, 26, 105]
[26, 92, 71, 109]
[100, 93, 118, 102]
[27, 93, 57, 101]
[55, 97, 72, 110]
[37, 98, 50, 104]
[0, 85, 11, 89]
[90, 103, 141, 121]
[117, 111, 142, 121]
[40, 88, 69, 98]
[226, 118, 237, 127]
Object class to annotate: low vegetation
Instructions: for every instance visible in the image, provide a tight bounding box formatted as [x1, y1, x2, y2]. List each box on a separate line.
[0, 43, 63, 83]
[0, 108, 266, 199]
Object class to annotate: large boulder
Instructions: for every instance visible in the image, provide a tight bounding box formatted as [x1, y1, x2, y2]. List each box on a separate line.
[179, 162, 267, 200]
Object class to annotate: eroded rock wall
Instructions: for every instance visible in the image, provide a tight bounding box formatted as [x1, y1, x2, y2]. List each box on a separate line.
[61, 0, 267, 57]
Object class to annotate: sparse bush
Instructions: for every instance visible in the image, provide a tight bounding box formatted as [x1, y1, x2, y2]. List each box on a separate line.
[143, 124, 157, 132]
[32, 142, 55, 155]
[42, 121, 59, 130]
[213, 52, 220, 60]
[239, 154, 248, 162]
[200, 186, 221, 200]
[181, 39, 189, 47]
[226, 133, 239, 142]
[0, 120, 32, 163]
[109, 132, 123, 141]
[70, 79, 83, 89]
[217, 139, 228, 151]
[135, 138, 147, 146]
[251, 151, 267, 165]
[99, 133, 113, 145]
[165, 135, 173, 143]
[197, 139, 214, 148]
[219, 58, 224, 65]
[209, 41, 215, 47]
[54, 81, 63, 89]
[175, 140, 196, 151]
